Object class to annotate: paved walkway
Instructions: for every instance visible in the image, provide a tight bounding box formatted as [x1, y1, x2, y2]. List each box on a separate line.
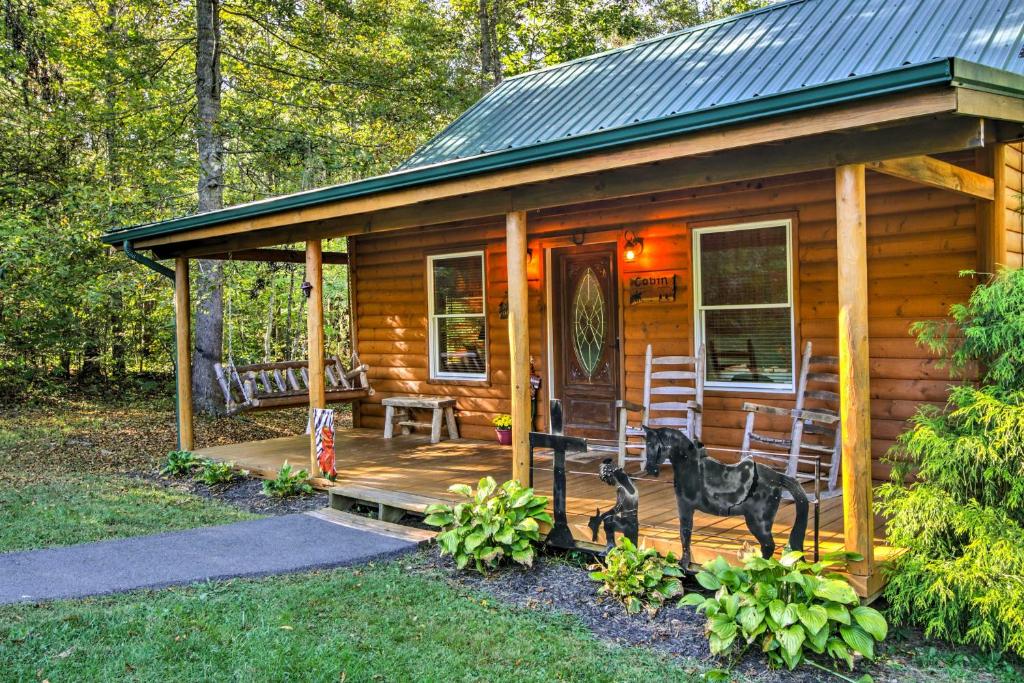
[0, 512, 422, 605]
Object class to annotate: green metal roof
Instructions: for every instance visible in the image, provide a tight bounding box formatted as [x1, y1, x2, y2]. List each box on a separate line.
[104, 0, 1024, 247]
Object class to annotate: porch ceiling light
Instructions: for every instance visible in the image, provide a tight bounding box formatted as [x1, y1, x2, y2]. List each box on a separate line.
[623, 230, 644, 262]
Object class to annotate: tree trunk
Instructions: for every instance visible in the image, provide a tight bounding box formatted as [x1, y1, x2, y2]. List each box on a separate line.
[191, 0, 225, 415]
[105, 1, 127, 382]
[478, 0, 501, 87]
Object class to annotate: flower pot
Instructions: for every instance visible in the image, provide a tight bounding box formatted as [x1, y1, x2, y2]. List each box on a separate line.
[495, 428, 512, 445]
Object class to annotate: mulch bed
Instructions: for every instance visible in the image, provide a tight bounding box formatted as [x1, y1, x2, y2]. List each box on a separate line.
[137, 471, 329, 516]
[421, 550, 912, 683]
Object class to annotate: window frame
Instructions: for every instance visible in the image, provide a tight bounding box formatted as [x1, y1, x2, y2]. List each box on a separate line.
[426, 250, 488, 381]
[692, 219, 796, 394]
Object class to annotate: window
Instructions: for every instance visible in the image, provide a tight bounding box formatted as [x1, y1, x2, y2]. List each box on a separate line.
[694, 220, 795, 392]
[427, 252, 487, 380]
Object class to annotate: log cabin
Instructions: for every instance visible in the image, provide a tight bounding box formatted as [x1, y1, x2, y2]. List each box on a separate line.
[103, 0, 1024, 597]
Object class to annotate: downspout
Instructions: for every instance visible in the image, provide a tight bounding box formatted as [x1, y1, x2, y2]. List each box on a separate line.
[123, 241, 183, 450]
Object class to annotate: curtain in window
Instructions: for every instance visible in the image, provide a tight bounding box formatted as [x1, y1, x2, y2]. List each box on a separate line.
[697, 225, 793, 387]
[431, 254, 486, 377]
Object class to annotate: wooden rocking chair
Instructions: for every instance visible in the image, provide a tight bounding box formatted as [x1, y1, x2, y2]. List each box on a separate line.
[616, 344, 705, 468]
[740, 341, 842, 499]
[214, 354, 374, 416]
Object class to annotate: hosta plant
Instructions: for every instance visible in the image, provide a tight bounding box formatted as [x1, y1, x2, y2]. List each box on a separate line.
[197, 459, 243, 486]
[588, 537, 683, 615]
[680, 551, 887, 676]
[262, 461, 314, 497]
[161, 450, 199, 476]
[423, 476, 552, 573]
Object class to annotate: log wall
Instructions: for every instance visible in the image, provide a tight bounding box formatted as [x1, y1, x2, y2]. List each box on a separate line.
[352, 167, 978, 480]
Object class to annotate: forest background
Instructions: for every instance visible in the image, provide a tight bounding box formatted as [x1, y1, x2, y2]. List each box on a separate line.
[0, 0, 766, 410]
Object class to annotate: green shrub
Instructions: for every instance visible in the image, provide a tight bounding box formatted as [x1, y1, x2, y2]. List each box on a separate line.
[261, 461, 314, 497]
[680, 551, 886, 674]
[588, 537, 682, 615]
[879, 268, 1024, 656]
[161, 450, 200, 476]
[423, 476, 552, 573]
[197, 459, 242, 486]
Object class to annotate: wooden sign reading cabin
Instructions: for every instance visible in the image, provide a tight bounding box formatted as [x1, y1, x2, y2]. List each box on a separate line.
[627, 271, 678, 305]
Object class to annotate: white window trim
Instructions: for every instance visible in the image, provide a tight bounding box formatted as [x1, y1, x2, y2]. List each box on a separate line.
[427, 250, 488, 381]
[692, 219, 796, 393]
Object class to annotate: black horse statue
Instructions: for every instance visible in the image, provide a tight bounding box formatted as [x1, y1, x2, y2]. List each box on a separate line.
[588, 459, 639, 552]
[643, 426, 808, 567]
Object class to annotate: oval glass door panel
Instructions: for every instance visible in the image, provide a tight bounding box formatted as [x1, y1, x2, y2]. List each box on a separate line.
[572, 267, 605, 378]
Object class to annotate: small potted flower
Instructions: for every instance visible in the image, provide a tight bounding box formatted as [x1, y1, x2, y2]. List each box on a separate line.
[492, 414, 513, 445]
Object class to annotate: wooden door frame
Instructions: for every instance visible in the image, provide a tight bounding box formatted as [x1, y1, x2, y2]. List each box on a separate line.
[542, 235, 626, 422]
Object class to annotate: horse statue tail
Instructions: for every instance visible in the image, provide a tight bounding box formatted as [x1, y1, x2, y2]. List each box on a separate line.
[779, 474, 809, 553]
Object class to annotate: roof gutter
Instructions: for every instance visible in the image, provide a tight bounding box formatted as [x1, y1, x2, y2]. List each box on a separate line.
[102, 58, 964, 246]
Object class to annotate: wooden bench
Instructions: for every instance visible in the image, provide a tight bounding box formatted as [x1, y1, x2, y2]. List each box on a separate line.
[382, 396, 459, 444]
[328, 484, 450, 523]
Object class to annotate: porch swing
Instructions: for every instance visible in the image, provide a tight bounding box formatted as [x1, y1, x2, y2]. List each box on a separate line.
[212, 257, 374, 416]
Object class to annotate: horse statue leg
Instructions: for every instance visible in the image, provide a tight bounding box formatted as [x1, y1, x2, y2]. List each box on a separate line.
[743, 509, 777, 559]
[678, 503, 695, 568]
[602, 514, 617, 552]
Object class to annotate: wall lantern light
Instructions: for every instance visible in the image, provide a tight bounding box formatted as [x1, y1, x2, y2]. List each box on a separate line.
[623, 230, 644, 262]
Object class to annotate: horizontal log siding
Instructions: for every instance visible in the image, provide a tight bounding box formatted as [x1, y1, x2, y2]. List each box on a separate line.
[352, 169, 975, 478]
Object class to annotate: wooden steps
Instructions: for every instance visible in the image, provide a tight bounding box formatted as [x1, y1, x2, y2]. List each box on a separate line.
[306, 508, 436, 544]
[329, 484, 450, 523]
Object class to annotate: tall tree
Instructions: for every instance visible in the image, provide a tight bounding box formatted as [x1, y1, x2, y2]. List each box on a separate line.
[192, 0, 225, 415]
[478, 0, 502, 87]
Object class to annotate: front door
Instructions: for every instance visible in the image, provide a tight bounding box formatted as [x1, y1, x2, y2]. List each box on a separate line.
[551, 243, 621, 440]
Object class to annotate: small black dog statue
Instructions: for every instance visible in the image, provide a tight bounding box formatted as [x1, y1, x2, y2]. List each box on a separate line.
[588, 458, 639, 552]
[643, 427, 808, 567]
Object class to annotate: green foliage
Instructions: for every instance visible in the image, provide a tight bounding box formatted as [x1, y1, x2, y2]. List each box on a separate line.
[196, 459, 242, 486]
[680, 552, 886, 673]
[880, 269, 1024, 657]
[160, 450, 200, 477]
[423, 476, 552, 573]
[911, 269, 1024, 390]
[492, 414, 512, 430]
[261, 461, 313, 497]
[588, 537, 683, 615]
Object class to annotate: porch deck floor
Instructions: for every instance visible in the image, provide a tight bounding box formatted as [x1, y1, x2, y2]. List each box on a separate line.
[194, 430, 899, 595]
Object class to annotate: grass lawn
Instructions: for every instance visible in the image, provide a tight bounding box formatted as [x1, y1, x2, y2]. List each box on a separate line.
[0, 475, 256, 553]
[0, 562, 701, 683]
[1, 393, 1022, 682]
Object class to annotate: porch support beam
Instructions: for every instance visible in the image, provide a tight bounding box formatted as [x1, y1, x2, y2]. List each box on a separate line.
[201, 248, 348, 265]
[174, 257, 194, 451]
[835, 164, 875, 578]
[506, 210, 531, 484]
[306, 239, 326, 477]
[866, 154, 995, 200]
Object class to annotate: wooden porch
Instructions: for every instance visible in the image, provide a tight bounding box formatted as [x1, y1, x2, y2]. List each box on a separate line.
[194, 429, 899, 597]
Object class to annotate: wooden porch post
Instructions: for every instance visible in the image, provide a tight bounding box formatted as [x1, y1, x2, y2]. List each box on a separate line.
[306, 239, 326, 477]
[976, 143, 1009, 275]
[835, 164, 875, 578]
[174, 257, 194, 451]
[992, 143, 1008, 271]
[506, 211, 531, 484]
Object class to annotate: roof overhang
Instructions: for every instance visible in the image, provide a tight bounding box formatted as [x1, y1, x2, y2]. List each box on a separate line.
[103, 58, 1024, 255]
